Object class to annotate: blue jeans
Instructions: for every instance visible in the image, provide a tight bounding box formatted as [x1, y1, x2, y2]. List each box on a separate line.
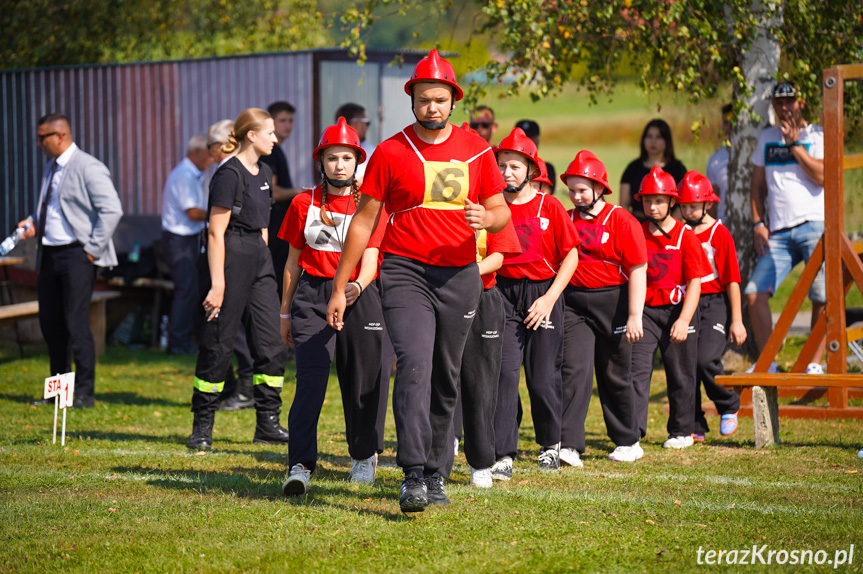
[743, 220, 825, 303]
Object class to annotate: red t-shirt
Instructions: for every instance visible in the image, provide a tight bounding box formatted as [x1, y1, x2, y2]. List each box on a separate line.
[643, 220, 712, 306]
[360, 125, 505, 267]
[477, 220, 522, 289]
[696, 220, 742, 295]
[278, 186, 386, 280]
[568, 203, 647, 288]
[498, 192, 580, 281]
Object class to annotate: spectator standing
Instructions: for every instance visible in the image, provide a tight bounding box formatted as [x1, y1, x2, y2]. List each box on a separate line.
[19, 113, 123, 408]
[705, 104, 733, 221]
[160, 135, 213, 355]
[261, 101, 303, 299]
[619, 119, 687, 223]
[745, 81, 826, 374]
[470, 105, 498, 145]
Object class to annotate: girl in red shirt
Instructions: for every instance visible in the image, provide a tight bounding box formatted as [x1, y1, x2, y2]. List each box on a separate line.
[560, 151, 648, 465]
[677, 171, 747, 440]
[631, 166, 713, 450]
[491, 128, 580, 479]
[278, 118, 388, 496]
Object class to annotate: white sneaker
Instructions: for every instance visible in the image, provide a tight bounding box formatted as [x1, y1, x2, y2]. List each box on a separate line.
[609, 442, 644, 462]
[454, 436, 459, 457]
[663, 435, 695, 449]
[490, 457, 513, 481]
[349, 454, 377, 484]
[806, 363, 824, 374]
[282, 463, 311, 496]
[558, 447, 584, 467]
[746, 361, 779, 373]
[469, 466, 493, 488]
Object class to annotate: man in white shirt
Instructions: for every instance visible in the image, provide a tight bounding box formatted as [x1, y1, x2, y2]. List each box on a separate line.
[705, 103, 732, 221]
[744, 81, 826, 373]
[161, 135, 212, 355]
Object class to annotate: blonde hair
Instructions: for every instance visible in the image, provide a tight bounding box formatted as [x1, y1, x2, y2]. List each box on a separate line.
[222, 108, 271, 154]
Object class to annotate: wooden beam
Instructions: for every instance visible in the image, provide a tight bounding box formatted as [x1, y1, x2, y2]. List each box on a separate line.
[717, 373, 863, 387]
[702, 403, 863, 420]
[836, 63, 863, 80]
[844, 153, 863, 171]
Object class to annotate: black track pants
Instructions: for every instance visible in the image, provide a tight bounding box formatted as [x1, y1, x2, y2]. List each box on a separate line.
[494, 276, 564, 459]
[381, 255, 482, 478]
[287, 274, 386, 471]
[631, 304, 698, 438]
[562, 285, 639, 452]
[695, 293, 740, 433]
[192, 230, 286, 413]
[450, 286, 505, 471]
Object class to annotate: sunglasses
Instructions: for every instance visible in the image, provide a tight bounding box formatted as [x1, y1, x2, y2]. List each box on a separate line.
[350, 118, 370, 124]
[470, 122, 493, 129]
[37, 132, 58, 142]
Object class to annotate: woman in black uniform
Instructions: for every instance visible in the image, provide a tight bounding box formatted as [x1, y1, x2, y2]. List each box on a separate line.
[188, 108, 289, 449]
[619, 119, 687, 223]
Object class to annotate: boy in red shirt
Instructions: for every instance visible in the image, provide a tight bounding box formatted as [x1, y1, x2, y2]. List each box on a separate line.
[631, 167, 712, 450]
[676, 171, 747, 439]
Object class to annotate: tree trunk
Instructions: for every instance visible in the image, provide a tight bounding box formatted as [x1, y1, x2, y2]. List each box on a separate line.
[727, 0, 783, 359]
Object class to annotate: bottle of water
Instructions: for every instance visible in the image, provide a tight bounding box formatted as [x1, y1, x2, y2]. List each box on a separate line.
[0, 227, 26, 256]
[159, 315, 169, 351]
[129, 240, 141, 263]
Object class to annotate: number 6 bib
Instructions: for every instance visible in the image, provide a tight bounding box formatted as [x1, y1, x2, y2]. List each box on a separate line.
[423, 161, 469, 210]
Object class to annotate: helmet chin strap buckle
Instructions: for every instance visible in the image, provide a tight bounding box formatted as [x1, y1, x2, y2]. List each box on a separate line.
[503, 175, 531, 195]
[322, 167, 356, 188]
[683, 202, 709, 228]
[575, 188, 601, 218]
[410, 93, 454, 131]
[647, 213, 673, 239]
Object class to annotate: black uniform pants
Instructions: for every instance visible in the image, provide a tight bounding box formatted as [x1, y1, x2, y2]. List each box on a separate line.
[631, 304, 698, 438]
[162, 230, 200, 354]
[288, 274, 386, 471]
[37, 243, 96, 399]
[495, 276, 564, 459]
[449, 286, 505, 471]
[192, 230, 286, 413]
[562, 285, 639, 452]
[381, 255, 482, 478]
[695, 293, 740, 433]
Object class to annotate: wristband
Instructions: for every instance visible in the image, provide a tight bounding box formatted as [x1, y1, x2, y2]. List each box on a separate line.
[280, 313, 291, 319]
[753, 221, 765, 230]
[351, 279, 364, 293]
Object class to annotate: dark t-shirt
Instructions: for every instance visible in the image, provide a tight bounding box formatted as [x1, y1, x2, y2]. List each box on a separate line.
[621, 158, 687, 222]
[208, 157, 272, 232]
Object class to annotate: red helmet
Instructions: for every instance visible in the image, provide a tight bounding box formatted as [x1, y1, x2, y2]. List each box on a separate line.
[461, 122, 481, 139]
[495, 128, 539, 171]
[312, 117, 366, 164]
[404, 49, 464, 101]
[560, 150, 612, 195]
[533, 157, 554, 187]
[635, 166, 679, 199]
[677, 170, 720, 203]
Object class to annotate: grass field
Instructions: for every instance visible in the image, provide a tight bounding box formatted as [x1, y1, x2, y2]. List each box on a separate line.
[1, 342, 862, 573]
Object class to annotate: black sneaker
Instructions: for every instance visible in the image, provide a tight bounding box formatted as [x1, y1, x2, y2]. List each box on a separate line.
[425, 473, 450, 506]
[490, 457, 513, 481]
[399, 471, 428, 513]
[538, 443, 560, 472]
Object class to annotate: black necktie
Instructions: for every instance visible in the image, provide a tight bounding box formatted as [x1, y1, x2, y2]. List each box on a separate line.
[37, 160, 58, 242]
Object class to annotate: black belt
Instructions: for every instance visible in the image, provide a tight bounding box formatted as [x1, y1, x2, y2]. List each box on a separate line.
[42, 241, 83, 252]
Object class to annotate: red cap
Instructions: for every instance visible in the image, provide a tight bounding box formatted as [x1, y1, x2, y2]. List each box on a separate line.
[312, 117, 366, 164]
[560, 150, 612, 195]
[635, 166, 679, 199]
[533, 157, 554, 186]
[676, 170, 720, 203]
[495, 128, 539, 171]
[404, 49, 464, 101]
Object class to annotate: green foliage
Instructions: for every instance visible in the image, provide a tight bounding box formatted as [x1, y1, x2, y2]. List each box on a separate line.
[1, 0, 330, 70]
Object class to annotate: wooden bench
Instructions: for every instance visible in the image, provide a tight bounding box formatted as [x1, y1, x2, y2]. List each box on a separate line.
[0, 290, 121, 356]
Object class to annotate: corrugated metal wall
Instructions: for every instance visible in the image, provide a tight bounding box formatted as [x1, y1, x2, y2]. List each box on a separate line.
[0, 52, 315, 233]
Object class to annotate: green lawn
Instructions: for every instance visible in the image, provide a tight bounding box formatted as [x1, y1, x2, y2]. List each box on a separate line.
[1, 345, 861, 573]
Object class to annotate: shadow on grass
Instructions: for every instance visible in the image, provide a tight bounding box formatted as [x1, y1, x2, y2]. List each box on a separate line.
[75, 430, 191, 443]
[107, 463, 412, 520]
[93, 392, 187, 408]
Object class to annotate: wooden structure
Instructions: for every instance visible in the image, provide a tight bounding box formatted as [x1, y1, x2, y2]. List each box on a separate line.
[0, 291, 121, 357]
[717, 64, 863, 446]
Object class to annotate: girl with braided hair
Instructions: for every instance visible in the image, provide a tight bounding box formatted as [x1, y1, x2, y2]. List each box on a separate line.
[278, 117, 389, 496]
